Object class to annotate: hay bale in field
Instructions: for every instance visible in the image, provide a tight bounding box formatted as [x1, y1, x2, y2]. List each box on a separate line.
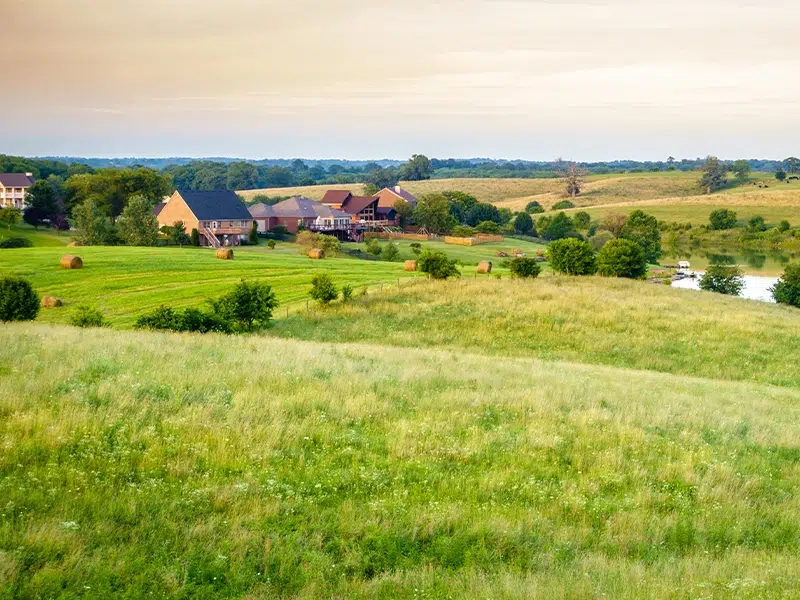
[67, 241, 84, 247]
[477, 261, 493, 274]
[60, 255, 83, 269]
[216, 248, 234, 260]
[404, 260, 417, 271]
[511, 248, 522, 255]
[40, 296, 63, 308]
[308, 248, 324, 259]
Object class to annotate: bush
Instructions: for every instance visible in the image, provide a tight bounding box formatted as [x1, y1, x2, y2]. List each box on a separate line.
[573, 211, 591, 230]
[778, 220, 791, 233]
[0, 276, 39, 322]
[525, 201, 545, 214]
[699, 264, 744, 296]
[0, 237, 33, 249]
[309, 273, 338, 304]
[589, 230, 614, 251]
[708, 209, 737, 230]
[748, 215, 766, 232]
[418, 249, 460, 279]
[771, 262, 800, 307]
[341, 284, 354, 302]
[620, 210, 661, 263]
[547, 239, 597, 275]
[451, 225, 476, 238]
[540, 212, 576, 241]
[135, 305, 230, 334]
[513, 212, 534, 235]
[596, 239, 647, 279]
[509, 257, 541, 279]
[381, 242, 400, 261]
[267, 239, 276, 249]
[552, 200, 575, 211]
[211, 280, 278, 331]
[70, 305, 107, 328]
[475, 221, 502, 234]
[249, 221, 259, 244]
[365, 237, 382, 256]
[190, 228, 201, 246]
[410, 242, 423, 255]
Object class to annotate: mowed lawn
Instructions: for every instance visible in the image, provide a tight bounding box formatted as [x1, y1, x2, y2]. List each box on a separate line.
[345, 237, 547, 265]
[2, 323, 800, 598]
[0, 223, 71, 247]
[0, 245, 423, 327]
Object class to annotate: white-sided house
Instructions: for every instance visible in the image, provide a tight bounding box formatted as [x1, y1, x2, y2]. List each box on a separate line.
[0, 173, 34, 209]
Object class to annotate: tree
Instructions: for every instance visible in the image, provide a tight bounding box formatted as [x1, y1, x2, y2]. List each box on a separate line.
[226, 162, 260, 190]
[0, 207, 21, 231]
[117, 194, 159, 246]
[699, 156, 728, 194]
[621, 209, 661, 263]
[525, 201, 545, 214]
[552, 200, 575, 211]
[413, 193, 457, 234]
[393, 199, 414, 228]
[0, 276, 40, 322]
[509, 257, 541, 279]
[365, 237, 382, 256]
[475, 221, 502, 234]
[601, 214, 627, 237]
[589, 230, 614, 251]
[170, 220, 191, 247]
[778, 220, 791, 233]
[465, 203, 501, 227]
[558, 160, 587, 198]
[573, 211, 591, 230]
[748, 215, 766, 232]
[71, 198, 110, 245]
[732, 160, 751, 181]
[64, 167, 170, 221]
[399, 154, 433, 181]
[381, 242, 400, 261]
[513, 212, 534, 235]
[211, 280, 278, 331]
[248, 221, 259, 245]
[443, 191, 479, 223]
[190, 228, 201, 246]
[547, 238, 597, 275]
[784, 157, 800, 174]
[596, 239, 647, 279]
[708, 209, 737, 230]
[309, 273, 338, 305]
[23, 179, 60, 228]
[776, 168, 787, 182]
[699, 264, 744, 296]
[70, 305, 107, 328]
[541, 212, 575, 241]
[771, 262, 800, 307]
[418, 249, 460, 279]
[364, 167, 400, 192]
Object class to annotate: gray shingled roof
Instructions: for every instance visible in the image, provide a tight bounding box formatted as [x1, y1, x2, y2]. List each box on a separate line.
[248, 203, 276, 218]
[272, 197, 351, 220]
[0, 173, 34, 187]
[177, 190, 252, 221]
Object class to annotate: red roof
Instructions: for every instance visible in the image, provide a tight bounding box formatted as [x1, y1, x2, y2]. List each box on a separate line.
[320, 190, 352, 206]
[346, 195, 379, 214]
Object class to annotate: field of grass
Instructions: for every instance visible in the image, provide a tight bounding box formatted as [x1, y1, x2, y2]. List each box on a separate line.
[0, 223, 70, 247]
[347, 237, 547, 266]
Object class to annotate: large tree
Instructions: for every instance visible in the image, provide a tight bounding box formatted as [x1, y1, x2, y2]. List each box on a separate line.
[620, 209, 661, 263]
[699, 155, 728, 194]
[364, 167, 399, 193]
[783, 157, 800, 174]
[732, 160, 751, 181]
[413, 193, 457, 234]
[399, 154, 433, 181]
[23, 179, 60, 228]
[71, 198, 111, 245]
[226, 162, 260, 191]
[65, 167, 171, 221]
[117, 194, 159, 246]
[557, 160, 587, 198]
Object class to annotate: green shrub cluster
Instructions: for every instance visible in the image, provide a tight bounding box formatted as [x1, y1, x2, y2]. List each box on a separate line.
[70, 305, 107, 328]
[699, 264, 744, 296]
[551, 199, 575, 211]
[418, 249, 460, 279]
[509, 257, 541, 279]
[310, 273, 338, 305]
[597, 239, 647, 279]
[0, 276, 39, 322]
[525, 201, 545, 214]
[547, 239, 597, 275]
[0, 237, 33, 249]
[771, 262, 800, 307]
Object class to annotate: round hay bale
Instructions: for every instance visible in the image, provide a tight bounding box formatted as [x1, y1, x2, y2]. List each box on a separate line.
[60, 255, 83, 269]
[404, 260, 417, 272]
[308, 248, 325, 259]
[216, 248, 234, 260]
[511, 249, 522, 255]
[477, 261, 493, 274]
[41, 296, 64, 308]
[67, 241, 84, 247]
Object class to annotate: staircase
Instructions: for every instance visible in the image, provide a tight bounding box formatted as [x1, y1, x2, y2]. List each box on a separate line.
[202, 227, 222, 248]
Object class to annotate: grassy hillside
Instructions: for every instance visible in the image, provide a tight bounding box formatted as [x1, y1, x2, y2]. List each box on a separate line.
[0, 223, 70, 247]
[2, 322, 800, 598]
[272, 277, 800, 389]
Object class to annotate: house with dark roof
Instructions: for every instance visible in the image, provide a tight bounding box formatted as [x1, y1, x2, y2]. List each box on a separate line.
[376, 186, 417, 209]
[248, 202, 277, 233]
[267, 197, 353, 238]
[0, 173, 34, 209]
[156, 190, 253, 248]
[320, 190, 387, 225]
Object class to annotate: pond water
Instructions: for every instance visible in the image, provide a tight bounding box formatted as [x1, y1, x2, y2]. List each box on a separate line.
[661, 247, 799, 276]
[672, 275, 780, 302]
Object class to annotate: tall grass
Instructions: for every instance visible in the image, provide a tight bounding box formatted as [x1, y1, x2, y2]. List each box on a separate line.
[1, 323, 799, 598]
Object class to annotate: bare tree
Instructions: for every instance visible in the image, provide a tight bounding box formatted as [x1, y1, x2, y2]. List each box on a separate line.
[556, 158, 588, 199]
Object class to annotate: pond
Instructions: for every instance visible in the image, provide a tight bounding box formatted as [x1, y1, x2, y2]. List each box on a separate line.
[661, 246, 799, 276]
[672, 275, 779, 302]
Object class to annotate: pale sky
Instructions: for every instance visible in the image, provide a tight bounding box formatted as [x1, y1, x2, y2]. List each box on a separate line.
[3, 0, 799, 160]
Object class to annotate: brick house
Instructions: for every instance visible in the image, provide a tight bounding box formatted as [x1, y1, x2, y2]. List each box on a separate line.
[268, 197, 353, 238]
[0, 173, 34, 209]
[156, 190, 253, 247]
[320, 190, 390, 225]
[248, 202, 277, 233]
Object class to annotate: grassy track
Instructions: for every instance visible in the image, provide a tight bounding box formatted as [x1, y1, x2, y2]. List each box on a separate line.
[2, 323, 800, 598]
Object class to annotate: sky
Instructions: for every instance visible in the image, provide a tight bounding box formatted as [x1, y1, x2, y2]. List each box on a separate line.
[3, 0, 799, 161]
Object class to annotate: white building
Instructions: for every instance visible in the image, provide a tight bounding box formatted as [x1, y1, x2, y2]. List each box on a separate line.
[0, 173, 34, 209]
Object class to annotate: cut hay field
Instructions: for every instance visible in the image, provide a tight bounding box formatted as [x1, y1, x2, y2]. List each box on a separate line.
[3, 285, 800, 597]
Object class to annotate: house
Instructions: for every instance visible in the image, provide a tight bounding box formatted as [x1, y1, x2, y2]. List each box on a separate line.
[248, 203, 277, 233]
[320, 190, 387, 225]
[0, 173, 34, 209]
[269, 197, 353, 238]
[156, 190, 253, 247]
[376, 185, 417, 209]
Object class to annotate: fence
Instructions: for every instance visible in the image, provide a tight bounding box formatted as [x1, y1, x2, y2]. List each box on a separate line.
[442, 235, 505, 246]
[364, 232, 430, 241]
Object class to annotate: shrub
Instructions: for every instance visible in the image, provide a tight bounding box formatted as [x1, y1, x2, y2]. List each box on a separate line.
[297, 230, 317, 249]
[708, 209, 737, 230]
[0, 276, 39, 322]
[135, 306, 230, 333]
[341, 284, 354, 302]
[0, 237, 33, 249]
[317, 234, 340, 256]
[513, 212, 534, 235]
[699, 264, 744, 296]
[596, 239, 647, 279]
[365, 237, 382, 256]
[190, 228, 200, 246]
[778, 220, 791, 233]
[475, 221, 502, 234]
[771, 262, 800, 307]
[249, 221, 259, 244]
[620, 210, 661, 263]
[309, 273, 338, 305]
[70, 305, 107, 328]
[547, 239, 597, 275]
[451, 225, 476, 238]
[410, 242, 423, 255]
[525, 201, 545, 214]
[418, 249, 460, 279]
[748, 215, 766, 232]
[211, 280, 278, 331]
[267, 239, 276, 249]
[540, 212, 576, 241]
[509, 257, 541, 279]
[552, 200, 575, 211]
[381, 242, 400, 261]
[589, 230, 614, 251]
[573, 211, 591, 230]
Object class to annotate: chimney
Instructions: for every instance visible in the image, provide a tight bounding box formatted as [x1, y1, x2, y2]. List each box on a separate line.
[395, 185, 401, 193]
[25, 172, 33, 177]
